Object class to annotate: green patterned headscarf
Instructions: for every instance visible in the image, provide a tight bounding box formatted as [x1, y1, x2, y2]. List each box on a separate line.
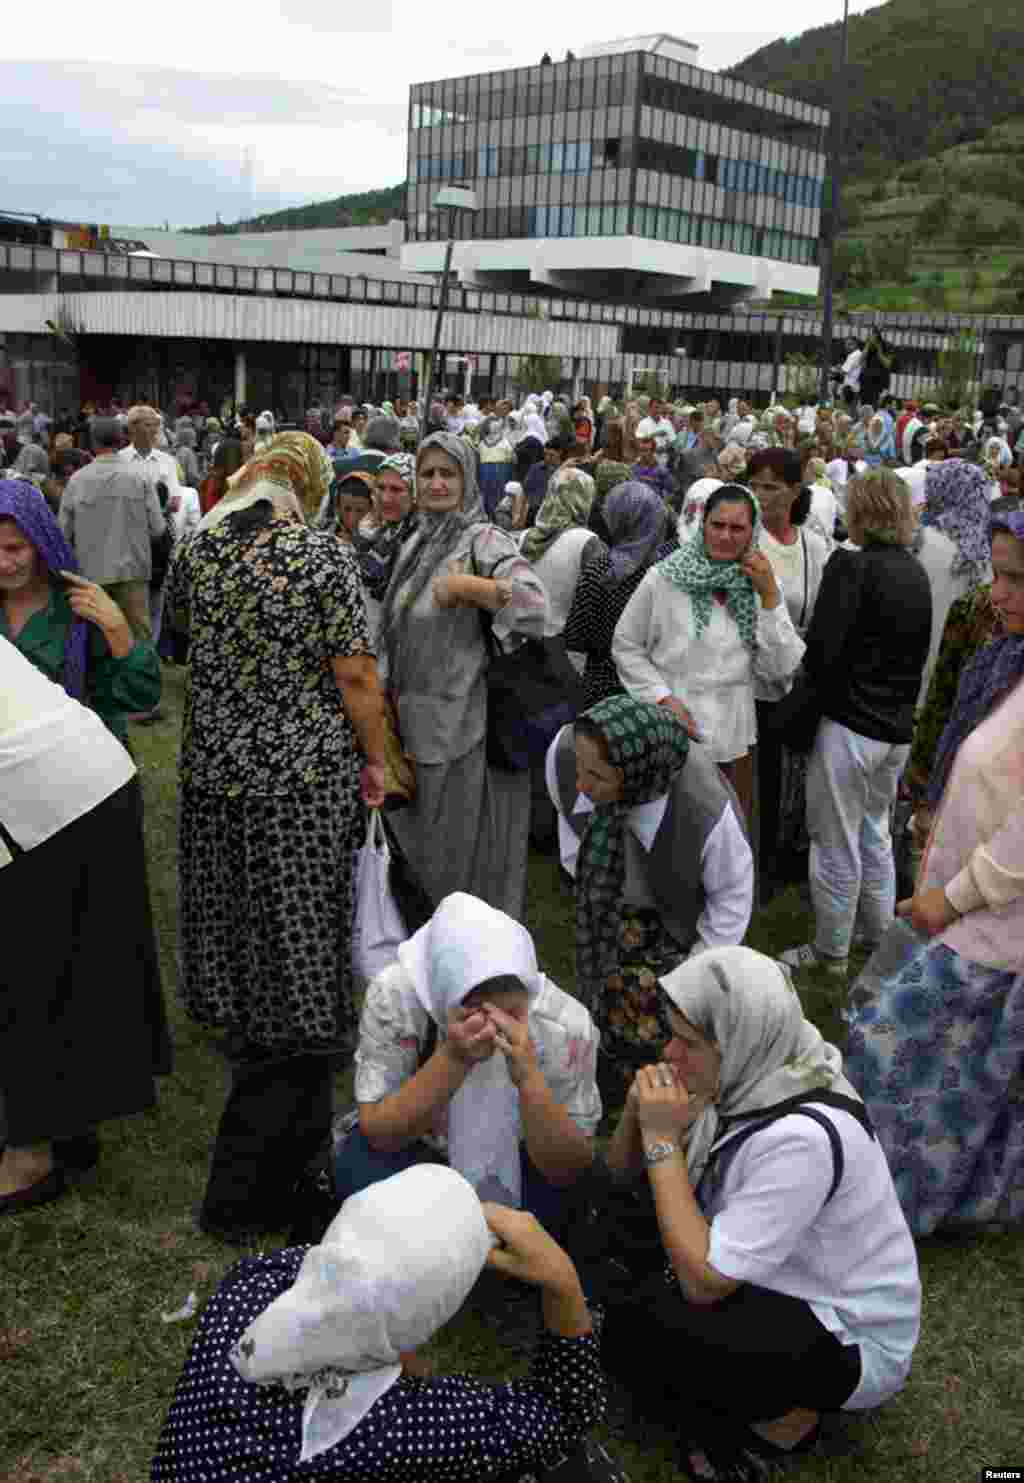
[656, 485, 761, 651]
[520, 469, 595, 562]
[574, 695, 690, 1012]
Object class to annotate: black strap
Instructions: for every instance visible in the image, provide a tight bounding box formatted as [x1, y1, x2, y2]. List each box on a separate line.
[700, 1092, 875, 1209]
[798, 527, 809, 631]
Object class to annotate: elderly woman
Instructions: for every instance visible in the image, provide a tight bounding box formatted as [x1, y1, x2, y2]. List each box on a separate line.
[477, 414, 516, 519]
[612, 486, 804, 822]
[355, 451, 419, 614]
[546, 697, 752, 1103]
[679, 445, 747, 532]
[377, 432, 547, 918]
[782, 471, 931, 977]
[166, 445, 390, 1242]
[565, 481, 675, 710]
[846, 505, 1024, 1237]
[915, 458, 994, 704]
[522, 467, 602, 649]
[152, 1166, 606, 1482]
[335, 892, 600, 1238]
[173, 423, 200, 487]
[597, 947, 920, 1483]
[0, 480, 161, 744]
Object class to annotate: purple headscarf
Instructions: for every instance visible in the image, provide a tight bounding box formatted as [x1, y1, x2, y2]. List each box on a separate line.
[921, 459, 992, 584]
[603, 481, 670, 585]
[0, 479, 88, 699]
[927, 509, 1024, 804]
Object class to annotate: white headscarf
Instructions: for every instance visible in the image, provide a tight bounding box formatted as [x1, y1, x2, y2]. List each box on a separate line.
[659, 947, 858, 1185]
[397, 893, 542, 1206]
[231, 1165, 491, 1462]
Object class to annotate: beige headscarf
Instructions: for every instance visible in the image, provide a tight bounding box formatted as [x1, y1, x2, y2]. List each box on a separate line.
[659, 946, 859, 1184]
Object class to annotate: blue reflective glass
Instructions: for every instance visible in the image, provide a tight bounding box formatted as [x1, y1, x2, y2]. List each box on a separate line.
[577, 140, 592, 172]
[564, 140, 577, 172]
[695, 151, 705, 181]
[551, 141, 564, 172]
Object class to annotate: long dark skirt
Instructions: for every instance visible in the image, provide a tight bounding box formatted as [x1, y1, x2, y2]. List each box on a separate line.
[178, 775, 361, 1056]
[0, 777, 171, 1147]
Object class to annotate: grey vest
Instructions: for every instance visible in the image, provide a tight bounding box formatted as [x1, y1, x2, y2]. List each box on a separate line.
[553, 726, 745, 951]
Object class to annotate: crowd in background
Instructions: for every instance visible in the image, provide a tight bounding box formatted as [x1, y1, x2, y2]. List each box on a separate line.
[2, 369, 1022, 1483]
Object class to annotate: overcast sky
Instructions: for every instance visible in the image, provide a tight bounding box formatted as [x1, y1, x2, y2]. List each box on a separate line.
[1, 0, 878, 229]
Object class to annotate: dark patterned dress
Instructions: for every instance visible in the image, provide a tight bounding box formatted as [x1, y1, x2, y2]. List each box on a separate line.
[167, 516, 370, 1056]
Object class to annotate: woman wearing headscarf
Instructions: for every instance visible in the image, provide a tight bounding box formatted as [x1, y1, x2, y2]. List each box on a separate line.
[0, 480, 161, 744]
[166, 456, 390, 1242]
[377, 433, 548, 918]
[565, 481, 675, 711]
[546, 697, 751, 1102]
[914, 458, 993, 705]
[335, 893, 599, 1232]
[597, 948, 920, 1483]
[679, 445, 748, 533]
[613, 486, 803, 822]
[173, 423, 200, 487]
[522, 468, 601, 645]
[357, 451, 419, 603]
[476, 414, 516, 519]
[846, 506, 1024, 1238]
[12, 441, 50, 487]
[0, 635, 170, 1216]
[152, 1165, 606, 1483]
[781, 472, 932, 978]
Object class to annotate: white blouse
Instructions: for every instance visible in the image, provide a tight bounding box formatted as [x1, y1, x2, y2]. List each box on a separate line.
[611, 567, 805, 763]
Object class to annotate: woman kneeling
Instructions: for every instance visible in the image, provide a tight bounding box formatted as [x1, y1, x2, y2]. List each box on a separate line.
[335, 892, 601, 1239]
[600, 946, 921, 1483]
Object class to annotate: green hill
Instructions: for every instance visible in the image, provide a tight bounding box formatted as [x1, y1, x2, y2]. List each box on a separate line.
[190, 184, 405, 236]
[729, 0, 1024, 180]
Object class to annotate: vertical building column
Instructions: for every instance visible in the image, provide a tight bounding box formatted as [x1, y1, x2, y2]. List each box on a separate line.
[571, 358, 583, 404]
[234, 347, 246, 409]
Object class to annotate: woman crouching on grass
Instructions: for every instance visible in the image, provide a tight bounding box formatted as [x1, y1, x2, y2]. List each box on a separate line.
[597, 946, 921, 1483]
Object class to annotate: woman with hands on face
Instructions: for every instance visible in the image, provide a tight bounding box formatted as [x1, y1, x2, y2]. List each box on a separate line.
[599, 946, 921, 1483]
[335, 893, 601, 1240]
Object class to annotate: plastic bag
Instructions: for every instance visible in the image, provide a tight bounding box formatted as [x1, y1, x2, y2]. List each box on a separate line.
[352, 808, 407, 986]
[844, 916, 926, 1022]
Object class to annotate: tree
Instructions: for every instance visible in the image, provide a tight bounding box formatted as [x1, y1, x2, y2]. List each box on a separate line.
[513, 354, 563, 394]
[920, 271, 948, 311]
[934, 331, 979, 409]
[783, 352, 820, 404]
[630, 370, 671, 400]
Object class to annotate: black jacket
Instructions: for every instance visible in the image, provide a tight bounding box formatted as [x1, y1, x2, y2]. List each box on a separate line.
[804, 544, 932, 744]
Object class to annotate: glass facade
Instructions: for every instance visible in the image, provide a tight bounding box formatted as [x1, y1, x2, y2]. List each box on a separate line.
[407, 49, 827, 267]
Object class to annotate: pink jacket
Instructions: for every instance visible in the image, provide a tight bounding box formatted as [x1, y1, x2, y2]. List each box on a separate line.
[924, 676, 1024, 971]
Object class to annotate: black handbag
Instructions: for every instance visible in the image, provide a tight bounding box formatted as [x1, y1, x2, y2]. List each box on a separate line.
[471, 548, 583, 771]
[762, 672, 822, 753]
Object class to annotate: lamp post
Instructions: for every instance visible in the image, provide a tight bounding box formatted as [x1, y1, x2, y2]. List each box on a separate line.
[820, 0, 851, 403]
[419, 186, 478, 443]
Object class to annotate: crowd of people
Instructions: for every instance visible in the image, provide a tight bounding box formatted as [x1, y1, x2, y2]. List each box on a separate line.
[1, 374, 1021, 1483]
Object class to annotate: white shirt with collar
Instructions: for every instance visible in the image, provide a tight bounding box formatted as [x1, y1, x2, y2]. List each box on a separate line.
[119, 443, 180, 497]
[544, 738, 753, 955]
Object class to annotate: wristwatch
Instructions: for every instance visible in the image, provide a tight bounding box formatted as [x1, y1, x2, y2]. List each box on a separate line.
[643, 1139, 680, 1167]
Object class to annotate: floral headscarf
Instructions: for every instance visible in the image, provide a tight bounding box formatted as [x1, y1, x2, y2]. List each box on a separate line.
[656, 486, 761, 650]
[0, 479, 88, 698]
[574, 695, 690, 1011]
[921, 458, 993, 583]
[359, 453, 419, 601]
[520, 469, 595, 563]
[246, 430, 333, 520]
[658, 947, 858, 1184]
[927, 508, 1024, 805]
[601, 480, 669, 585]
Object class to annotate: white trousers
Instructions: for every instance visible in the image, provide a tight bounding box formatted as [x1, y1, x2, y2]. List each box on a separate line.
[806, 720, 908, 960]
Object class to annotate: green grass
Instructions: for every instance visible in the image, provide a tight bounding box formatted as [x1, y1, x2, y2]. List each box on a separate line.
[2, 664, 1022, 1481]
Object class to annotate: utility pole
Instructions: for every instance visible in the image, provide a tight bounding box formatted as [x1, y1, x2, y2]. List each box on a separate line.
[820, 0, 851, 402]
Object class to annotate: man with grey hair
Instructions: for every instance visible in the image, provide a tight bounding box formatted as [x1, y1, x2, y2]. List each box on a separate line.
[119, 404, 180, 652]
[59, 416, 166, 641]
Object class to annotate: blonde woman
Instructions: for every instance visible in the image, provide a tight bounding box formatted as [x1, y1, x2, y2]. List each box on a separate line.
[782, 471, 932, 976]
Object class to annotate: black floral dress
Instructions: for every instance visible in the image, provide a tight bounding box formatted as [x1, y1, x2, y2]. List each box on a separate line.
[167, 516, 371, 1056]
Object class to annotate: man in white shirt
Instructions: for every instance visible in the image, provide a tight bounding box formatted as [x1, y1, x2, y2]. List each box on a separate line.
[840, 339, 863, 409]
[119, 405, 180, 654]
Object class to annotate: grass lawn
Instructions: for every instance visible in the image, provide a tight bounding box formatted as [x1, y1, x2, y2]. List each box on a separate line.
[3, 663, 1022, 1482]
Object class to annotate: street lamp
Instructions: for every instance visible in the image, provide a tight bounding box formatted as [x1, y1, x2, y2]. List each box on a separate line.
[419, 186, 478, 442]
[820, 0, 851, 403]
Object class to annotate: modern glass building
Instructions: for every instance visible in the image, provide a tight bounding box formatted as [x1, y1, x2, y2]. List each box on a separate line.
[402, 35, 828, 305]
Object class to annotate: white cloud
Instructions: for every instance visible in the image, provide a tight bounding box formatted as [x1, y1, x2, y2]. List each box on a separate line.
[1, 2, 873, 225]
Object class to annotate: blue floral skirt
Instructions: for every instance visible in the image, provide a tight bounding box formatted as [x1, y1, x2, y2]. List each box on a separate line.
[845, 940, 1024, 1236]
